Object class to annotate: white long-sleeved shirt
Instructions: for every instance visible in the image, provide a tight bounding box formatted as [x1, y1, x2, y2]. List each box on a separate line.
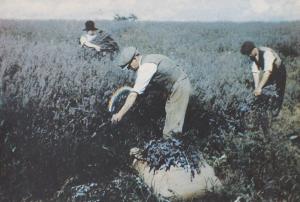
[251, 47, 281, 73]
[131, 57, 157, 95]
[80, 34, 97, 46]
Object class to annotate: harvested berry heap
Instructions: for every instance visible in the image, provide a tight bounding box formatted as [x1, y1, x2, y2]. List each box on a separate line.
[141, 138, 204, 178]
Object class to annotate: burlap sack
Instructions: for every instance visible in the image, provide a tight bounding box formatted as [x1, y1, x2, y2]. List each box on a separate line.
[130, 148, 222, 201]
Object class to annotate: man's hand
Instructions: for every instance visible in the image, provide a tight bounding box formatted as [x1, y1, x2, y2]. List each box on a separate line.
[110, 92, 138, 124]
[95, 46, 101, 52]
[253, 87, 262, 96]
[79, 36, 86, 47]
[111, 113, 123, 124]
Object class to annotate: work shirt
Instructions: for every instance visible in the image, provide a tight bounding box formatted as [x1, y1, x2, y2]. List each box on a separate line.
[251, 47, 281, 73]
[132, 56, 157, 94]
[129, 55, 191, 138]
[80, 33, 97, 46]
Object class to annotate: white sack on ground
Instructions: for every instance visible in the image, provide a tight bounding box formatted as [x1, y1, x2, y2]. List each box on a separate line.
[130, 148, 222, 201]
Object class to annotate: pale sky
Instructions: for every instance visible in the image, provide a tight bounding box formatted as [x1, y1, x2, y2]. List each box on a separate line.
[0, 0, 299, 21]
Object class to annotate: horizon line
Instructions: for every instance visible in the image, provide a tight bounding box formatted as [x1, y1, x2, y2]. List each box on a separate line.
[0, 18, 299, 23]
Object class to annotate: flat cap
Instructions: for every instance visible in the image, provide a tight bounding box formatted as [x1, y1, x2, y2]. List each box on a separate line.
[240, 41, 255, 55]
[118, 46, 138, 69]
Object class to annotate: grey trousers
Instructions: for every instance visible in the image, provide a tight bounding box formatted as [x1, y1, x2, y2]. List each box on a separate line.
[163, 78, 192, 139]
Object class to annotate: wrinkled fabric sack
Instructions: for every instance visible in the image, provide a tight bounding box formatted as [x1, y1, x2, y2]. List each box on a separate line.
[130, 148, 222, 201]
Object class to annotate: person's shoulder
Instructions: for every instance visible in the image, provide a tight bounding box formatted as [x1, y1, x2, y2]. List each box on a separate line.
[259, 46, 275, 53]
[80, 34, 87, 40]
[259, 46, 270, 51]
[259, 47, 275, 57]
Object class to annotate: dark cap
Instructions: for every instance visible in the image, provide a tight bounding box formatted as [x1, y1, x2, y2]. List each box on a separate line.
[83, 20, 98, 31]
[118, 46, 139, 69]
[240, 41, 256, 55]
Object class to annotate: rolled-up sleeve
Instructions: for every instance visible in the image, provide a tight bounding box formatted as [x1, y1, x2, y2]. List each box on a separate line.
[251, 62, 259, 73]
[131, 63, 157, 94]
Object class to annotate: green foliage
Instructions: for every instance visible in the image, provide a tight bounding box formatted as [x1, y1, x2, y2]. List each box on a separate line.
[0, 20, 299, 201]
[141, 138, 204, 178]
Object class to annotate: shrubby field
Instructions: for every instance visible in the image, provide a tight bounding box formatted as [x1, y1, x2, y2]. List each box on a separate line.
[0, 20, 299, 201]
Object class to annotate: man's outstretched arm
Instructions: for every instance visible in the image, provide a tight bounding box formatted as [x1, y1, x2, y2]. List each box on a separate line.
[254, 51, 275, 96]
[111, 92, 138, 123]
[254, 71, 271, 96]
[80, 36, 101, 51]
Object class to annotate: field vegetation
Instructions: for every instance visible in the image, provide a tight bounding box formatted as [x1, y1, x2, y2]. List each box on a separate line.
[0, 20, 299, 201]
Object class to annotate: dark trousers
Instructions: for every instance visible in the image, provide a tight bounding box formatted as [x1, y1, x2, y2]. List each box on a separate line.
[265, 63, 287, 116]
[253, 64, 286, 134]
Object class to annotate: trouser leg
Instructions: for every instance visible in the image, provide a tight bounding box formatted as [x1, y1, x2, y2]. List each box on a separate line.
[163, 79, 192, 139]
[276, 65, 287, 115]
[273, 64, 287, 117]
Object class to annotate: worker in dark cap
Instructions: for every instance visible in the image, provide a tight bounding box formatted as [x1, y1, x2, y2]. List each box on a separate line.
[111, 47, 192, 139]
[240, 41, 286, 117]
[80, 20, 119, 60]
[80, 20, 101, 51]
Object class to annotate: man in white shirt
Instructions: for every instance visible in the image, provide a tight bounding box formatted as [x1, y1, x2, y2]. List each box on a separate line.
[111, 47, 192, 139]
[240, 41, 286, 116]
[80, 20, 101, 51]
[79, 20, 119, 60]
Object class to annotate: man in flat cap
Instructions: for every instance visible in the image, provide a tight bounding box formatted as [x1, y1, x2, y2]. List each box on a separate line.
[111, 47, 192, 139]
[240, 41, 286, 117]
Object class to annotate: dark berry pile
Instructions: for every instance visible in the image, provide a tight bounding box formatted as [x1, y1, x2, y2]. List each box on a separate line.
[141, 138, 204, 178]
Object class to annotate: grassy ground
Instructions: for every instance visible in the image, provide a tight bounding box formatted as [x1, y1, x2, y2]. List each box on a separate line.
[0, 20, 299, 201]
